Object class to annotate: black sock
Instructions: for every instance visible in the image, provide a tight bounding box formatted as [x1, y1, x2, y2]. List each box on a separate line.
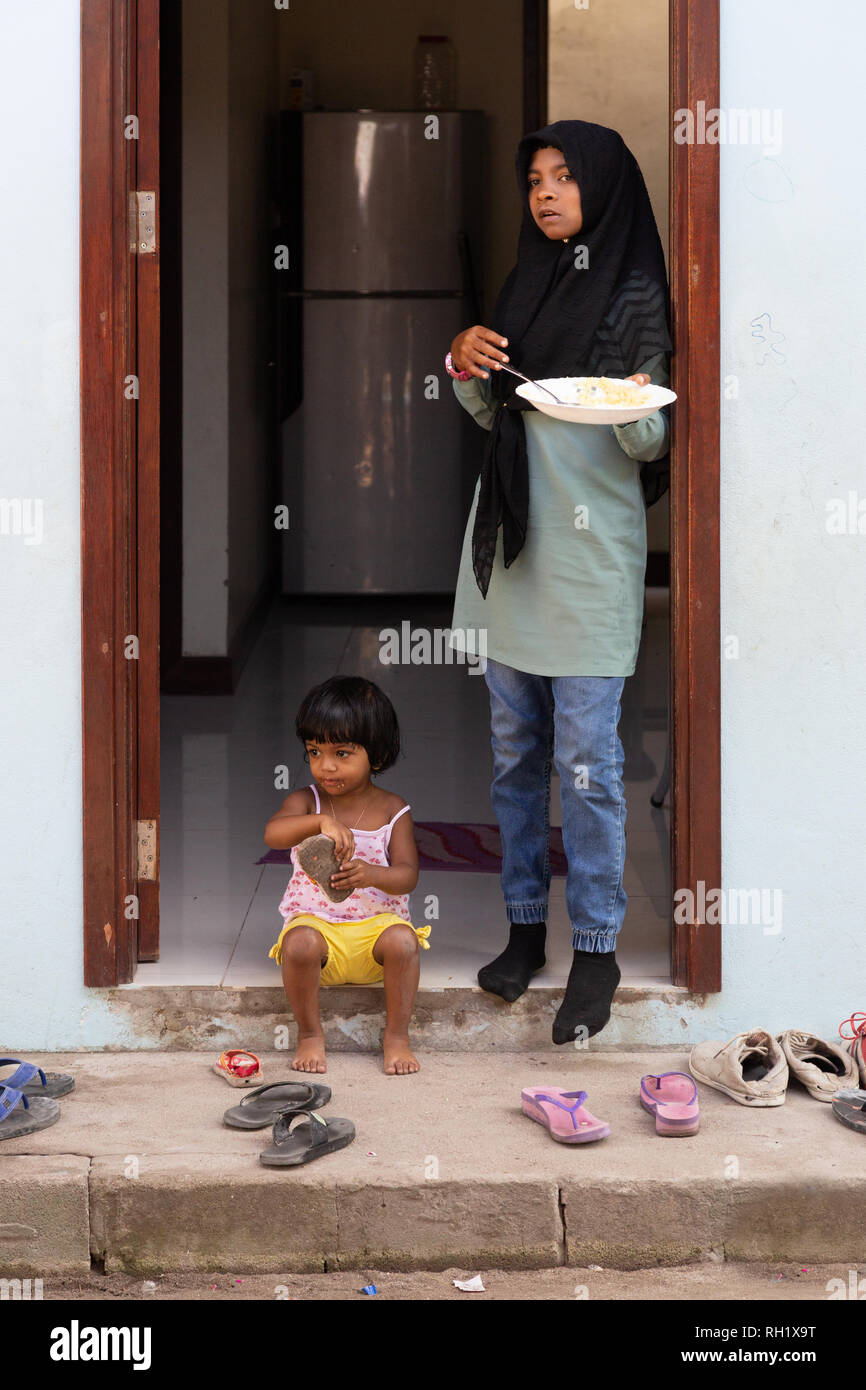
[552, 948, 621, 1044]
[477, 922, 546, 1003]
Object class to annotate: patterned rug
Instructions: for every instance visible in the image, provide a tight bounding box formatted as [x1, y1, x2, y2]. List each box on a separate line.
[257, 822, 569, 876]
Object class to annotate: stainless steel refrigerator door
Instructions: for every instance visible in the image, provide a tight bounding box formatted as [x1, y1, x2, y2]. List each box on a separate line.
[294, 298, 468, 593]
[302, 112, 481, 293]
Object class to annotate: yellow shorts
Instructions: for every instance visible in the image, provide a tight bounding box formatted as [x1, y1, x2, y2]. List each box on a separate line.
[269, 912, 431, 987]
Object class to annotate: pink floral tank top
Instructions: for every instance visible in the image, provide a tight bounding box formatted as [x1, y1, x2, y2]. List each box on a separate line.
[278, 784, 413, 925]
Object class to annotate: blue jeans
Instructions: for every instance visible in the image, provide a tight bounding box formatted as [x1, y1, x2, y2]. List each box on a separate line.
[484, 657, 627, 953]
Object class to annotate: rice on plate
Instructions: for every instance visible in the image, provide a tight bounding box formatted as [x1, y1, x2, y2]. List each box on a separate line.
[515, 374, 677, 426]
[557, 376, 652, 406]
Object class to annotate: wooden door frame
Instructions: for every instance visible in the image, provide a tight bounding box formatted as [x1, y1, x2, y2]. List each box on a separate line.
[80, 0, 139, 985]
[80, 0, 720, 990]
[669, 0, 721, 991]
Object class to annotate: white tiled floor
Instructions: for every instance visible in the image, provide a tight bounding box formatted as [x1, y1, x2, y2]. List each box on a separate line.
[138, 592, 671, 987]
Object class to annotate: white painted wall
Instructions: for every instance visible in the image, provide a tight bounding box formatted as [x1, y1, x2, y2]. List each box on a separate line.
[0, 0, 864, 1048]
[708, 0, 866, 1043]
[0, 0, 129, 1049]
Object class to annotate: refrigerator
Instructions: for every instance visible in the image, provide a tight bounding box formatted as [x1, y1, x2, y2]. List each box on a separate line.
[278, 111, 484, 594]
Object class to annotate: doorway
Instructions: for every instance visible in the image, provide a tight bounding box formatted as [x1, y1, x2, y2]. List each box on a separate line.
[79, 0, 720, 992]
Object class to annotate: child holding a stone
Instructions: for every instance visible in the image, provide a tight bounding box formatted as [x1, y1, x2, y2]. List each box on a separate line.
[264, 675, 429, 1076]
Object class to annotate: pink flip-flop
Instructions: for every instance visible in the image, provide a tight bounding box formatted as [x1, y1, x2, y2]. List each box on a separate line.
[521, 1087, 610, 1144]
[640, 1071, 700, 1136]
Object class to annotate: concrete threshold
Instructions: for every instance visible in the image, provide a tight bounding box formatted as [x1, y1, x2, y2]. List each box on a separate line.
[99, 981, 697, 1051]
[1, 1052, 862, 1277]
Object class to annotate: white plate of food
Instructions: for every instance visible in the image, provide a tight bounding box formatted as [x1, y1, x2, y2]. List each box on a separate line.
[515, 375, 676, 426]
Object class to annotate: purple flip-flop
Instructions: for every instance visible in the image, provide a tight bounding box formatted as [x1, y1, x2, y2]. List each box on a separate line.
[640, 1071, 700, 1136]
[521, 1087, 610, 1144]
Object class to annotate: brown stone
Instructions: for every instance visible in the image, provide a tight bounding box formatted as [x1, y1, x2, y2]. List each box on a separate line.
[296, 834, 353, 903]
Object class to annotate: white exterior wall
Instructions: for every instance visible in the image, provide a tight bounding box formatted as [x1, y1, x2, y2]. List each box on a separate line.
[0, 0, 863, 1048]
[711, 0, 866, 1039]
[0, 0, 129, 1047]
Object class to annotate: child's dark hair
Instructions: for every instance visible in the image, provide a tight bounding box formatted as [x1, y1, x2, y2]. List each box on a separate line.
[296, 676, 401, 774]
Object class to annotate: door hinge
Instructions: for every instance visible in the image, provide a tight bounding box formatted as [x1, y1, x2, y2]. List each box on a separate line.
[137, 819, 159, 881]
[130, 191, 157, 254]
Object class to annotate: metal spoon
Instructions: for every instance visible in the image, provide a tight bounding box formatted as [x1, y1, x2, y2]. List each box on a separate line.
[496, 363, 567, 405]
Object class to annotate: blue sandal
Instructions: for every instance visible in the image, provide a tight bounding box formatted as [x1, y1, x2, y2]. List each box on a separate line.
[0, 1084, 60, 1139]
[0, 1059, 75, 1100]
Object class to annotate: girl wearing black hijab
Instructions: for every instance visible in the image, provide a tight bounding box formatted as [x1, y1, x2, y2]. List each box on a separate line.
[446, 121, 672, 1043]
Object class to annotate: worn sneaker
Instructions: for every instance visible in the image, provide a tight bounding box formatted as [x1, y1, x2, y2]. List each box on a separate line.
[689, 1030, 788, 1106]
[839, 1013, 866, 1087]
[777, 1029, 860, 1101]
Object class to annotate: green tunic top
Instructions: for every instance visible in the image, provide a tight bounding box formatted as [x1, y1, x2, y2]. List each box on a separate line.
[449, 353, 670, 677]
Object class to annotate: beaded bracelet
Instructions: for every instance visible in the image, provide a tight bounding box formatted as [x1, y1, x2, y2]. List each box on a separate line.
[445, 351, 472, 382]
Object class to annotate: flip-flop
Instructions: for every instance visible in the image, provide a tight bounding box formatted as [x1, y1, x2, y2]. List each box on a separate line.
[213, 1050, 264, 1088]
[0, 1085, 61, 1139]
[260, 1109, 355, 1167]
[640, 1071, 700, 1136]
[831, 1089, 866, 1134]
[223, 1081, 331, 1129]
[0, 1058, 75, 1100]
[520, 1087, 610, 1144]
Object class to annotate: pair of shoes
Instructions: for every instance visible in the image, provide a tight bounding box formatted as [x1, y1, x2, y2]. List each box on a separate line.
[0, 1059, 75, 1140]
[689, 1029, 860, 1107]
[212, 1049, 264, 1087]
[522, 1071, 700, 1143]
[223, 1081, 355, 1167]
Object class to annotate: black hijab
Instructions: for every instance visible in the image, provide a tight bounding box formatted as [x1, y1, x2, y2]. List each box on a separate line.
[471, 120, 672, 598]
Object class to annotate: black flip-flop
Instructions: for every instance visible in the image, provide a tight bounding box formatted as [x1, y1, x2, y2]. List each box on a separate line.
[260, 1109, 355, 1167]
[832, 1089, 866, 1133]
[0, 1086, 60, 1139]
[0, 1058, 75, 1100]
[223, 1081, 331, 1130]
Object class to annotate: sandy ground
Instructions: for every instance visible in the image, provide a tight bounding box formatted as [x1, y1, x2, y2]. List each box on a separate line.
[38, 1260, 858, 1301]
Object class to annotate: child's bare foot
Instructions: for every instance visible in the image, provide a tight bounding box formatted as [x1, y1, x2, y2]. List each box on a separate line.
[292, 1035, 327, 1073]
[383, 1030, 419, 1075]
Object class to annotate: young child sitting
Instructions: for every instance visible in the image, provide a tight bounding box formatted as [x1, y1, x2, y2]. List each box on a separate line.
[264, 676, 429, 1075]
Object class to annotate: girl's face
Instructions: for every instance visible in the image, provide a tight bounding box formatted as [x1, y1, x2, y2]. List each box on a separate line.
[527, 145, 583, 241]
[305, 740, 372, 797]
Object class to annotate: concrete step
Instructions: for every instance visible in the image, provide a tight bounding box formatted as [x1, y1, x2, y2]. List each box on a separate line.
[104, 981, 693, 1051]
[1, 1052, 863, 1278]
